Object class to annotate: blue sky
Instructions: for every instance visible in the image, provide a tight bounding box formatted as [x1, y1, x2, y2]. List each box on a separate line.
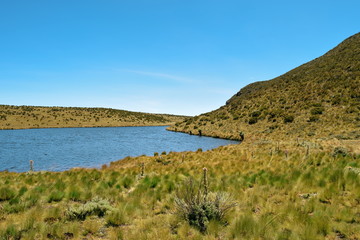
[0, 1, 359, 116]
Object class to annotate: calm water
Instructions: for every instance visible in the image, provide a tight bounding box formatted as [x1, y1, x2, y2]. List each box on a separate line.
[0, 126, 238, 172]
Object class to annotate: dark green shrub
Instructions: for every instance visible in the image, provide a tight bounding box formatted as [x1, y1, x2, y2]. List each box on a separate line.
[283, 115, 294, 123]
[250, 111, 261, 118]
[308, 116, 319, 122]
[248, 117, 258, 125]
[311, 107, 325, 115]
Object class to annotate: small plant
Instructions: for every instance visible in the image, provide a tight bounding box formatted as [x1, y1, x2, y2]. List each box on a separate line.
[66, 197, 114, 220]
[140, 163, 145, 177]
[332, 147, 349, 157]
[106, 209, 127, 226]
[239, 131, 245, 141]
[175, 169, 237, 233]
[29, 160, 34, 172]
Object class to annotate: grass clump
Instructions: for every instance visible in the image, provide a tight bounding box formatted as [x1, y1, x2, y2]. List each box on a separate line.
[0, 186, 16, 201]
[106, 208, 128, 226]
[0, 224, 22, 240]
[47, 191, 65, 203]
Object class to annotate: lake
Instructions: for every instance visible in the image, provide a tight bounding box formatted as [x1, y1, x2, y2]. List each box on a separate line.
[0, 126, 238, 172]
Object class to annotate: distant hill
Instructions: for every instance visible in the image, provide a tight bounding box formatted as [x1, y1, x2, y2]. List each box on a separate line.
[0, 105, 188, 130]
[169, 32, 360, 140]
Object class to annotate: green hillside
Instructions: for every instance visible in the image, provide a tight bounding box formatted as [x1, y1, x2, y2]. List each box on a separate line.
[168, 33, 360, 141]
[0, 105, 188, 130]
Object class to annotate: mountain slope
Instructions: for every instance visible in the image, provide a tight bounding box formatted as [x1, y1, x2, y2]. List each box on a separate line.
[168, 33, 360, 140]
[0, 105, 188, 130]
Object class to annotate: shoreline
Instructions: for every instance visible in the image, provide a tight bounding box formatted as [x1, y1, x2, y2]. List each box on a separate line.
[0, 123, 176, 131]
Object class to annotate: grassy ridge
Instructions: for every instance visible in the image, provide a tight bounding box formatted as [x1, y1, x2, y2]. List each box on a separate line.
[168, 33, 360, 140]
[1, 140, 360, 239]
[0, 105, 188, 130]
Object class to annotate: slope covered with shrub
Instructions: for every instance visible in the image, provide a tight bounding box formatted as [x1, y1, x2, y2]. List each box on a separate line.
[168, 33, 360, 140]
[0, 105, 188, 130]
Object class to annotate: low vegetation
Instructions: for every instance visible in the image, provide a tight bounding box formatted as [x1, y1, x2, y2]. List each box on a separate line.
[0, 105, 188, 130]
[1, 139, 360, 239]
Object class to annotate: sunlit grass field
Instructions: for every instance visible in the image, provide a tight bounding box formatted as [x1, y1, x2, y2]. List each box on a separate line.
[1, 140, 360, 239]
[0, 105, 188, 130]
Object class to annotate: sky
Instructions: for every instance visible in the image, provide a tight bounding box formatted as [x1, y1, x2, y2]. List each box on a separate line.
[0, 1, 359, 116]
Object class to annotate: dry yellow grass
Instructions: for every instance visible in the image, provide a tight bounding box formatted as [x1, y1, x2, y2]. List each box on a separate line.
[0, 105, 188, 130]
[1, 138, 359, 239]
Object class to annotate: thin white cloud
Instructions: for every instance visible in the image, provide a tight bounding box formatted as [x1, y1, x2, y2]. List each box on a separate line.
[120, 69, 197, 84]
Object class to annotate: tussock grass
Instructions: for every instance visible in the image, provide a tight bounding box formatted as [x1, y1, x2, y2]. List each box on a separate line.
[0, 140, 360, 239]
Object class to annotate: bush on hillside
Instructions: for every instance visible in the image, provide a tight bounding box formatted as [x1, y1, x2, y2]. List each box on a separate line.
[311, 107, 325, 115]
[248, 117, 258, 125]
[283, 115, 294, 123]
